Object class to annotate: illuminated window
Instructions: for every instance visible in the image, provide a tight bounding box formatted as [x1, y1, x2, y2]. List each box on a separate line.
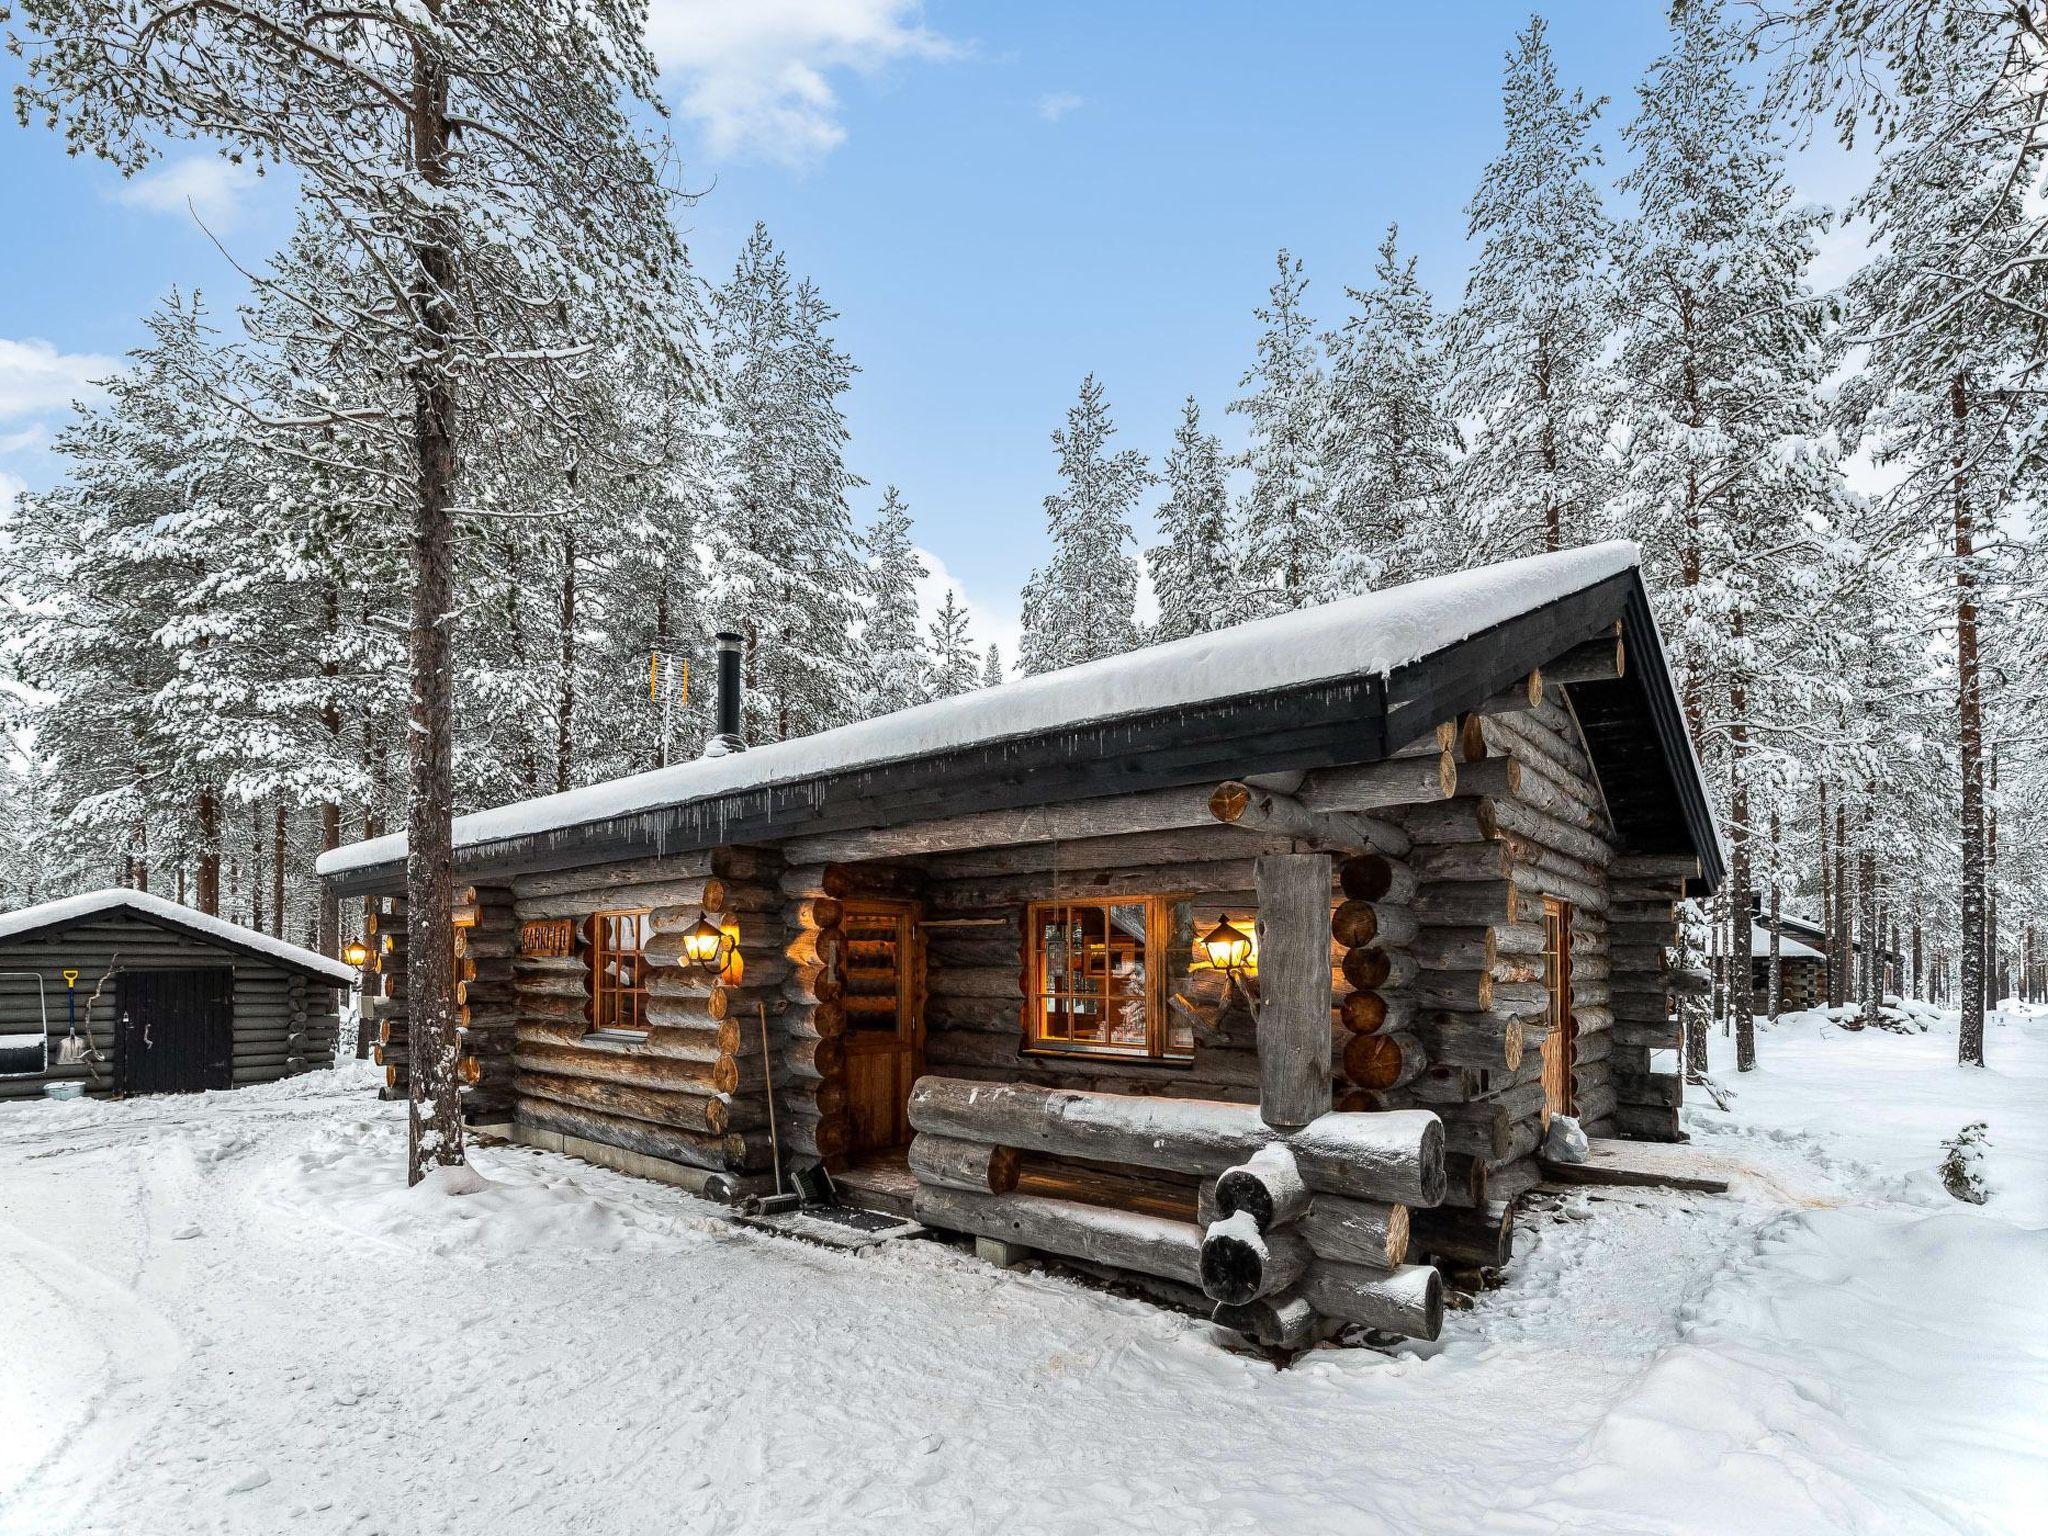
[589, 910, 650, 1034]
[1026, 897, 1190, 1061]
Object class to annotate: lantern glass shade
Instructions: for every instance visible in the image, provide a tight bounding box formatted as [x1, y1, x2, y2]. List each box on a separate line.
[681, 914, 731, 972]
[1200, 918, 1254, 976]
[340, 937, 370, 967]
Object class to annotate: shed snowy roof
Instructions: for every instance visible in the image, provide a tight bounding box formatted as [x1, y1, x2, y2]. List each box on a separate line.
[321, 543, 1642, 881]
[0, 889, 354, 985]
[1754, 923, 1824, 962]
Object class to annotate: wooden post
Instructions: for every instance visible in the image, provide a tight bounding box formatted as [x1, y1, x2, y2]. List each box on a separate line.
[1255, 853, 1333, 1131]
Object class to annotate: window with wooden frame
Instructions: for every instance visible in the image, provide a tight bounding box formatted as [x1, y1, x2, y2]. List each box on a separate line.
[1025, 897, 1191, 1061]
[588, 910, 651, 1035]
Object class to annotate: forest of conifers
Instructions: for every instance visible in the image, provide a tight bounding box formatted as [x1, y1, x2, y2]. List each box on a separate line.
[0, 0, 2041, 1062]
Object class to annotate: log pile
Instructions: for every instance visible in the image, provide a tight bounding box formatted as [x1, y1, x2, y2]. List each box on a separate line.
[906, 1075, 1447, 1342]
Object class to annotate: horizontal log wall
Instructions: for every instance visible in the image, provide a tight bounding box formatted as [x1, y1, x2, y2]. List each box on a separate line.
[1382, 684, 1687, 1262]
[0, 915, 341, 1101]
[505, 846, 788, 1175]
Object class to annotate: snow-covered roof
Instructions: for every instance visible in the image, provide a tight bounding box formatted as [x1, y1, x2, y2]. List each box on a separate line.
[1755, 923, 1824, 963]
[0, 888, 354, 985]
[319, 541, 1643, 879]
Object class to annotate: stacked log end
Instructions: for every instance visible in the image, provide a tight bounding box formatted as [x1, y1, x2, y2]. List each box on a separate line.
[778, 864, 852, 1164]
[1331, 851, 1420, 1109]
[454, 885, 517, 1123]
[367, 895, 409, 1101]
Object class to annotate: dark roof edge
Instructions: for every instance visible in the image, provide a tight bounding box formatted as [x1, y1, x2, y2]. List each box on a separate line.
[0, 904, 351, 986]
[329, 565, 1721, 898]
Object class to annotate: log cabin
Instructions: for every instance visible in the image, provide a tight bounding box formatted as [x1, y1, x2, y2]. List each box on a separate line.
[318, 542, 1720, 1347]
[0, 888, 346, 1102]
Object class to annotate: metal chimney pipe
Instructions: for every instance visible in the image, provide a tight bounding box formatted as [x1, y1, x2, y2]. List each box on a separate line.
[705, 630, 746, 757]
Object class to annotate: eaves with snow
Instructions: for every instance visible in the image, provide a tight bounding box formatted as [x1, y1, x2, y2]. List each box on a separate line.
[318, 542, 1722, 896]
[0, 888, 355, 985]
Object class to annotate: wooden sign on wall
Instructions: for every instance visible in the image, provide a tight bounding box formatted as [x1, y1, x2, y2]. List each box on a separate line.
[520, 918, 576, 958]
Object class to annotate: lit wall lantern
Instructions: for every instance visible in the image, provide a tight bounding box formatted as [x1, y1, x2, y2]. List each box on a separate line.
[681, 912, 737, 976]
[1200, 918, 1255, 978]
[340, 937, 371, 968]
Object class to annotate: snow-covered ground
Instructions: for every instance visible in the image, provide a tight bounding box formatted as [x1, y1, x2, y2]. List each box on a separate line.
[1, 1008, 2042, 1536]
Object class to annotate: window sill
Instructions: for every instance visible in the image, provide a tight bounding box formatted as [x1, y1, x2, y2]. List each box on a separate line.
[1020, 1047, 1194, 1070]
[580, 1029, 650, 1052]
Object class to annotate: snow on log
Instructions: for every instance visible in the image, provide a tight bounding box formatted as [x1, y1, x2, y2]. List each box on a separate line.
[1211, 1292, 1319, 1350]
[907, 1132, 1020, 1194]
[1200, 1210, 1312, 1305]
[906, 1078, 1443, 1206]
[1300, 1195, 1409, 1271]
[1213, 1144, 1309, 1232]
[912, 1186, 1203, 1288]
[1208, 781, 1396, 853]
[1299, 1260, 1444, 1340]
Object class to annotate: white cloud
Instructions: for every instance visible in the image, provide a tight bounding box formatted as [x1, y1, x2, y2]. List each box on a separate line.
[645, 0, 956, 165]
[1036, 91, 1084, 123]
[112, 153, 263, 230]
[0, 338, 116, 421]
[914, 544, 1021, 674]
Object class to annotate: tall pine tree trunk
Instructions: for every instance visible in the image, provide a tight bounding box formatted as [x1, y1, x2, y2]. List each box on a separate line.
[1767, 808, 1782, 1026]
[1861, 844, 1880, 1030]
[1953, 372, 1987, 1065]
[1730, 637, 1755, 1071]
[271, 800, 287, 941]
[196, 787, 221, 916]
[404, 22, 464, 1184]
[319, 580, 342, 956]
[1843, 798, 1859, 1015]
[557, 522, 577, 793]
[1985, 749, 1998, 1007]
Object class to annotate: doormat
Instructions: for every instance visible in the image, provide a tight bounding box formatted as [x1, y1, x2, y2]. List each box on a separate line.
[734, 1204, 925, 1251]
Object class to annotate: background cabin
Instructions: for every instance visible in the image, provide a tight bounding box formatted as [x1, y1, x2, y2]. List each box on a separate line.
[322, 543, 1720, 1346]
[0, 889, 347, 1102]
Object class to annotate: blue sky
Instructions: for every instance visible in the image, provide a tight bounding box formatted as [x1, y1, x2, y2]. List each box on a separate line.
[0, 1, 1865, 661]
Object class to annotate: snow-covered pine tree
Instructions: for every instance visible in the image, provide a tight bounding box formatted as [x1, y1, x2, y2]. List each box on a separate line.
[1807, 24, 2037, 1067]
[1613, 0, 1848, 1069]
[928, 590, 980, 699]
[1452, 14, 1615, 559]
[1019, 375, 1151, 674]
[860, 487, 930, 716]
[1230, 252, 1332, 612]
[9, 0, 695, 1182]
[0, 296, 250, 914]
[981, 644, 1004, 689]
[1324, 224, 1461, 592]
[1146, 397, 1234, 642]
[709, 229, 864, 742]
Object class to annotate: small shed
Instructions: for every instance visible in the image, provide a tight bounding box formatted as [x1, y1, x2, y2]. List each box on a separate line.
[0, 889, 349, 1103]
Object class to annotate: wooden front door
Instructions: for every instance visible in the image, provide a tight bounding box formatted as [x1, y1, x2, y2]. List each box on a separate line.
[1540, 898, 1576, 1127]
[841, 901, 922, 1155]
[119, 967, 234, 1094]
